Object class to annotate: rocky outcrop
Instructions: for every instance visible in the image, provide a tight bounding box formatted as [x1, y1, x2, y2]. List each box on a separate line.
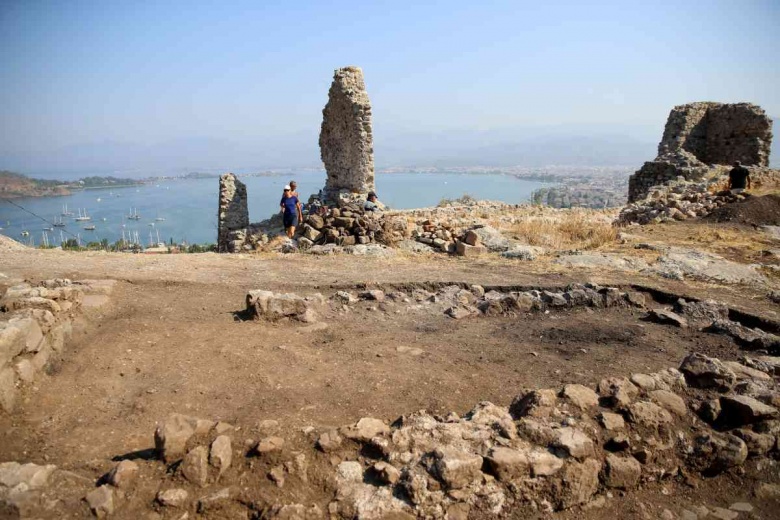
[319, 67, 375, 202]
[627, 102, 775, 203]
[217, 173, 249, 253]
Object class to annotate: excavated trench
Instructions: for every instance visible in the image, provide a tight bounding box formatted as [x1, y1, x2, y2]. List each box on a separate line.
[1, 278, 779, 518]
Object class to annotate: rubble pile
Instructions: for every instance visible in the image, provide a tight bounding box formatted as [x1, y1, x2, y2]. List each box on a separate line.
[294, 202, 408, 250]
[0, 279, 115, 413]
[4, 351, 779, 518]
[616, 179, 751, 225]
[411, 221, 543, 258]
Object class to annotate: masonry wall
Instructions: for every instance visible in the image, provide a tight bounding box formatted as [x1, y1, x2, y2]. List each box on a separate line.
[319, 66, 375, 201]
[628, 102, 774, 202]
[217, 173, 249, 253]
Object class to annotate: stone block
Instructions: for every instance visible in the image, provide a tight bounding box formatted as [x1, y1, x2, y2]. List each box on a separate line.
[455, 241, 487, 257]
[0, 323, 25, 366]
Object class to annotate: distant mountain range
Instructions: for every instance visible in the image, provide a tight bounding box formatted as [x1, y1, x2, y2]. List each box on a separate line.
[1, 122, 776, 179]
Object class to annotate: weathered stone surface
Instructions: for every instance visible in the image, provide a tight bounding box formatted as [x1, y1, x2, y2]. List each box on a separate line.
[597, 377, 639, 408]
[372, 461, 401, 485]
[720, 394, 779, 425]
[197, 487, 235, 513]
[154, 414, 214, 462]
[723, 361, 772, 382]
[649, 309, 688, 328]
[599, 412, 626, 431]
[341, 417, 389, 442]
[732, 428, 775, 455]
[106, 460, 139, 489]
[431, 447, 483, 489]
[85, 485, 114, 518]
[316, 430, 343, 452]
[157, 488, 189, 507]
[603, 454, 641, 489]
[553, 428, 595, 460]
[255, 436, 285, 454]
[217, 173, 249, 253]
[528, 449, 564, 476]
[0, 462, 56, 489]
[561, 384, 599, 410]
[510, 389, 558, 418]
[246, 290, 312, 321]
[649, 389, 687, 416]
[210, 435, 232, 476]
[714, 434, 749, 470]
[553, 458, 601, 509]
[180, 446, 209, 487]
[485, 447, 529, 481]
[320, 66, 375, 200]
[0, 323, 25, 367]
[629, 373, 657, 391]
[680, 353, 737, 390]
[626, 401, 673, 428]
[455, 241, 487, 257]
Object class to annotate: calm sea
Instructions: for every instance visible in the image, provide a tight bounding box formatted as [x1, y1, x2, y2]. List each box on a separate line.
[0, 172, 548, 246]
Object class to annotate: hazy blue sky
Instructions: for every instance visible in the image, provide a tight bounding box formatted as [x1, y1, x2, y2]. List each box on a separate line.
[0, 0, 778, 172]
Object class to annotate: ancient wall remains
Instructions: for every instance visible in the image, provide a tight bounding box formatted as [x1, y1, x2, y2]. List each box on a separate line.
[217, 173, 249, 253]
[0, 279, 115, 413]
[628, 102, 774, 202]
[319, 66, 375, 201]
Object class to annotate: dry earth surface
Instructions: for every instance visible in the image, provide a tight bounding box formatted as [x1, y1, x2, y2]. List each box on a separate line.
[1, 211, 780, 519]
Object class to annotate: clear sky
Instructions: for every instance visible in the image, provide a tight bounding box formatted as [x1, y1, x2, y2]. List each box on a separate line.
[0, 0, 778, 172]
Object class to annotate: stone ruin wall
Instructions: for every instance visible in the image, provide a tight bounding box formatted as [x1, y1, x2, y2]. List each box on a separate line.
[319, 66, 375, 202]
[6, 284, 780, 518]
[0, 279, 115, 414]
[628, 102, 775, 202]
[217, 173, 249, 253]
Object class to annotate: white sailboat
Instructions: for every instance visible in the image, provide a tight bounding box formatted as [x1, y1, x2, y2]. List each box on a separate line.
[127, 207, 141, 220]
[61, 204, 74, 217]
[74, 208, 91, 221]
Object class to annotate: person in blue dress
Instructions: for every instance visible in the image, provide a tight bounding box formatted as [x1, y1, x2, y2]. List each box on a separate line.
[280, 185, 302, 239]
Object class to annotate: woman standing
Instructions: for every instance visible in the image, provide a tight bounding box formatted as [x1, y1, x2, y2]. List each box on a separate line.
[280, 185, 302, 239]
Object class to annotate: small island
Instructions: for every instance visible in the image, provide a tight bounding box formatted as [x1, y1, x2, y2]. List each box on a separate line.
[0, 170, 144, 199]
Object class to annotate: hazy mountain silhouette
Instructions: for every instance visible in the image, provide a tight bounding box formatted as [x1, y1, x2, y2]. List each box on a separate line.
[3, 121, 776, 178]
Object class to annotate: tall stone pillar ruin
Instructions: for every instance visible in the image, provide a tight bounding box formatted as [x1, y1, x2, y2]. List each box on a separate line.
[217, 173, 249, 253]
[319, 66, 375, 202]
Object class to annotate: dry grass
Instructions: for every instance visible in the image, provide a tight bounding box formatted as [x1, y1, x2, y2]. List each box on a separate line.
[502, 209, 619, 250]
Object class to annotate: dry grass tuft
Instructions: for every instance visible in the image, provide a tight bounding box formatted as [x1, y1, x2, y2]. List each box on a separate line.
[504, 210, 618, 250]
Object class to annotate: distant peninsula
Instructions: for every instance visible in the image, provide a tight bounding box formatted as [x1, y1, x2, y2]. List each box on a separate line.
[0, 170, 144, 199]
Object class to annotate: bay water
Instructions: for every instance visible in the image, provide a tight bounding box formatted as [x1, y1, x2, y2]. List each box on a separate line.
[0, 172, 548, 247]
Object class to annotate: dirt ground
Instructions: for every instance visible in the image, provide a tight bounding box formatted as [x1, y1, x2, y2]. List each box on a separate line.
[0, 240, 779, 518]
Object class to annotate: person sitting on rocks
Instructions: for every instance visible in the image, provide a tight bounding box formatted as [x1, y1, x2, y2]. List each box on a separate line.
[364, 191, 381, 212]
[280, 185, 302, 239]
[728, 161, 751, 194]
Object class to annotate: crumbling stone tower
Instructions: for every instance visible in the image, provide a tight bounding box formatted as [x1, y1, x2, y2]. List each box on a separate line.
[217, 173, 249, 253]
[319, 66, 375, 201]
[628, 102, 773, 201]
